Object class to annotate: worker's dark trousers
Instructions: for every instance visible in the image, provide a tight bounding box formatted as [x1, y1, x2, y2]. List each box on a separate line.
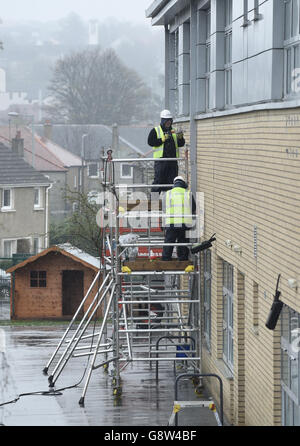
[152, 160, 178, 193]
[162, 226, 189, 261]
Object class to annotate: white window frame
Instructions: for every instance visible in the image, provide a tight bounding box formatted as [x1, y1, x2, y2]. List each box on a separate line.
[1, 188, 14, 211]
[284, 0, 300, 98]
[120, 163, 133, 179]
[281, 305, 300, 426]
[204, 249, 212, 351]
[223, 260, 234, 371]
[3, 239, 17, 258]
[205, 8, 211, 112]
[224, 0, 233, 107]
[34, 187, 43, 209]
[88, 162, 99, 178]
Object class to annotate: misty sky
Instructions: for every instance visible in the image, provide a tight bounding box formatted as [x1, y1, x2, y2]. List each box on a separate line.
[0, 0, 155, 24]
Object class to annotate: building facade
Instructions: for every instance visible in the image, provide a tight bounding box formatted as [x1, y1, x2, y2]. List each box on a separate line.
[147, 0, 300, 426]
[0, 142, 51, 258]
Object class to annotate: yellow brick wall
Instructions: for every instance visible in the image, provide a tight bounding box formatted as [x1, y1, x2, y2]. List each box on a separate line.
[179, 108, 300, 425]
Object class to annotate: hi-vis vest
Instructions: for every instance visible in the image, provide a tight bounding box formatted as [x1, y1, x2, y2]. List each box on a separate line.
[153, 126, 179, 159]
[165, 187, 192, 226]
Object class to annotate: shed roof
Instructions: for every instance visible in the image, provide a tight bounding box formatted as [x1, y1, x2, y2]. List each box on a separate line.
[7, 243, 100, 273]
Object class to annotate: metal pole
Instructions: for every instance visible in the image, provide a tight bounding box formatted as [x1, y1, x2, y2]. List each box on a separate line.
[43, 270, 101, 374]
[48, 277, 113, 386]
[79, 283, 116, 406]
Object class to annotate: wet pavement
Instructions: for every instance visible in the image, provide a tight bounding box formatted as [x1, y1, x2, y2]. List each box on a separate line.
[0, 324, 221, 427]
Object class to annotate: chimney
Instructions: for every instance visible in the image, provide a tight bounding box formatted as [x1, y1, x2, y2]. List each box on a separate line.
[112, 123, 119, 154]
[11, 130, 24, 158]
[43, 120, 52, 140]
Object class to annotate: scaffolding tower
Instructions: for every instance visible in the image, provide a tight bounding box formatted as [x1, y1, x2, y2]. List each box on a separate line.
[43, 150, 206, 407]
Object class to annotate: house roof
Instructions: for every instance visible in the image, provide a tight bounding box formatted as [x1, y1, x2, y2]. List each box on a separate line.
[34, 124, 154, 160]
[7, 243, 100, 273]
[0, 126, 68, 172]
[36, 136, 82, 168]
[0, 142, 52, 187]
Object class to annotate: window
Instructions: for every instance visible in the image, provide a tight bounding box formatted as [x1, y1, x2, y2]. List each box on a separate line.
[223, 260, 234, 370]
[205, 8, 211, 111]
[33, 238, 39, 255]
[121, 163, 133, 179]
[2, 188, 13, 210]
[284, 0, 300, 96]
[281, 305, 300, 426]
[204, 249, 212, 350]
[34, 187, 42, 208]
[3, 240, 16, 258]
[88, 163, 99, 178]
[224, 0, 233, 107]
[30, 271, 47, 288]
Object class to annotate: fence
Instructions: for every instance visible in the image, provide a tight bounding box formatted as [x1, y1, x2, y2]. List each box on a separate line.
[0, 258, 12, 320]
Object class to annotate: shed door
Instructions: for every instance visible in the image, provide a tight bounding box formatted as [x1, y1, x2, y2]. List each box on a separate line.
[62, 270, 84, 316]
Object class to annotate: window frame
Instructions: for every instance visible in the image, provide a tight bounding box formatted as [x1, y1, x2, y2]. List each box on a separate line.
[284, 0, 300, 98]
[2, 188, 14, 211]
[33, 187, 43, 209]
[205, 8, 211, 112]
[30, 270, 47, 288]
[88, 162, 99, 178]
[224, 0, 233, 108]
[281, 305, 300, 426]
[203, 249, 212, 351]
[222, 260, 234, 371]
[120, 163, 133, 179]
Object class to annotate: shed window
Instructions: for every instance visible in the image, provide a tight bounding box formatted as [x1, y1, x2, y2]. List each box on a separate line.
[30, 271, 47, 288]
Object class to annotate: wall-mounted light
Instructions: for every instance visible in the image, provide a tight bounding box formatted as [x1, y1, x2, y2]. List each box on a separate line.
[288, 279, 298, 290]
[225, 240, 233, 248]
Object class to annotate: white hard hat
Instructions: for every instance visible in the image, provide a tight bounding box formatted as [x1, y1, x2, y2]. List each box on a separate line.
[160, 109, 173, 119]
[173, 176, 185, 183]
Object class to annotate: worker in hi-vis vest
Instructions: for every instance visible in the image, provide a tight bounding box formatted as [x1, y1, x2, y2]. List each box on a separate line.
[147, 109, 185, 194]
[161, 176, 196, 261]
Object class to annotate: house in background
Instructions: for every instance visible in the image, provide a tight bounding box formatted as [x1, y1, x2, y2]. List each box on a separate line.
[146, 0, 300, 426]
[7, 243, 101, 320]
[35, 123, 155, 199]
[0, 141, 51, 258]
[0, 124, 82, 223]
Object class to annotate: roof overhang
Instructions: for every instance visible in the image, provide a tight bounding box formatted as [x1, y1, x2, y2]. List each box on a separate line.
[146, 0, 190, 26]
[7, 245, 100, 273]
[0, 183, 52, 188]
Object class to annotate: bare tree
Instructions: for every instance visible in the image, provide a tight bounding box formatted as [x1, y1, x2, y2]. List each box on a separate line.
[46, 47, 157, 124]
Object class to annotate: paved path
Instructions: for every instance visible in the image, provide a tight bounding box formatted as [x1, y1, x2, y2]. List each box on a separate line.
[0, 325, 221, 427]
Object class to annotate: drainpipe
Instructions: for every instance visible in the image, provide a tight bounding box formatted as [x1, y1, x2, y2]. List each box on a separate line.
[45, 182, 53, 248]
[189, 0, 198, 197]
[164, 24, 170, 109]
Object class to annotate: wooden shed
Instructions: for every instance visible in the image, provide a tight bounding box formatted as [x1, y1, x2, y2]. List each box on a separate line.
[7, 244, 101, 320]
